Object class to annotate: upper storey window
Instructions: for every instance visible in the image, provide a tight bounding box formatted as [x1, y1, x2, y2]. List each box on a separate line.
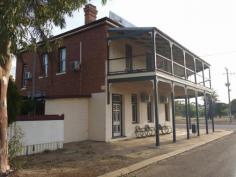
[59, 48, 66, 73]
[22, 64, 29, 88]
[42, 53, 48, 77]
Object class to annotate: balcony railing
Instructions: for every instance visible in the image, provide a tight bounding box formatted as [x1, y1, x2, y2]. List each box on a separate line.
[196, 73, 204, 86]
[186, 68, 195, 83]
[107, 27, 212, 89]
[108, 53, 211, 88]
[108, 54, 154, 74]
[156, 54, 172, 74]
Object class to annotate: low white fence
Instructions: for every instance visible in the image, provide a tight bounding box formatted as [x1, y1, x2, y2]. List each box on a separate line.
[8, 115, 64, 156]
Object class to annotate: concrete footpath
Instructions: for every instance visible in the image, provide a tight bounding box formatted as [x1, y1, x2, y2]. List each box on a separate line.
[99, 130, 233, 177]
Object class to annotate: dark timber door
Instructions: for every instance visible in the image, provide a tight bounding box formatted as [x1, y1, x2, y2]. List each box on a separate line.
[125, 44, 133, 72]
[112, 94, 122, 137]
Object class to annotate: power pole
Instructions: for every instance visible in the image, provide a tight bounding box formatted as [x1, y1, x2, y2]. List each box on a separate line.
[224, 67, 233, 122]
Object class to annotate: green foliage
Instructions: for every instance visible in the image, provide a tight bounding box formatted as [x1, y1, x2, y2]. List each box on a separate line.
[7, 76, 21, 125]
[211, 99, 236, 118]
[175, 100, 185, 117]
[231, 99, 236, 115]
[213, 102, 228, 118]
[20, 99, 45, 115]
[188, 103, 196, 118]
[175, 100, 205, 118]
[198, 105, 205, 117]
[20, 99, 36, 115]
[8, 125, 24, 168]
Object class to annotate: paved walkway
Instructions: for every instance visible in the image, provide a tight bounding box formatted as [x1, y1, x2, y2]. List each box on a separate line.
[99, 129, 232, 177]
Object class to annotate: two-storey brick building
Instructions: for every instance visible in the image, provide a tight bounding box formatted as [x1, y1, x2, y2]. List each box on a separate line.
[16, 4, 214, 145]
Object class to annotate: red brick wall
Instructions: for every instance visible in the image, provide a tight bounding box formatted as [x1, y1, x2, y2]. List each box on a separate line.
[16, 114, 64, 121]
[16, 22, 109, 98]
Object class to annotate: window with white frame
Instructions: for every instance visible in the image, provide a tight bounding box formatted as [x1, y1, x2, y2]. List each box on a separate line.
[42, 53, 48, 77]
[59, 48, 66, 73]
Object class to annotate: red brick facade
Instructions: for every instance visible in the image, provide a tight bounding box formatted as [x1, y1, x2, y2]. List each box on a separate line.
[15, 18, 118, 98]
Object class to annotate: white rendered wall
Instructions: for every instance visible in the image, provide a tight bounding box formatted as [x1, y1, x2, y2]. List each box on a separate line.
[8, 120, 64, 155]
[88, 93, 106, 141]
[105, 82, 172, 141]
[45, 98, 89, 143]
[16, 120, 64, 145]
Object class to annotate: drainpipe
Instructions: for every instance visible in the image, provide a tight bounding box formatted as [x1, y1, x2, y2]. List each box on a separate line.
[31, 51, 36, 100]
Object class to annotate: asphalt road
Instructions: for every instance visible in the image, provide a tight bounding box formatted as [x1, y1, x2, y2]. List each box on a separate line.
[133, 128, 236, 177]
[176, 123, 236, 131]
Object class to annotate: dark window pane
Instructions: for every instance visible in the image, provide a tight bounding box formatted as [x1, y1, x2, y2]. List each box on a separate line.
[131, 94, 138, 123]
[147, 102, 152, 122]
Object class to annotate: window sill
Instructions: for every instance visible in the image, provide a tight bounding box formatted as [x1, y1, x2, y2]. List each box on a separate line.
[56, 72, 66, 75]
[38, 76, 48, 79]
[21, 87, 27, 90]
[132, 122, 139, 124]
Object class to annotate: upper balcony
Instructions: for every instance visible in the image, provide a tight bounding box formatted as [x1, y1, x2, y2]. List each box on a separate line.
[107, 27, 211, 89]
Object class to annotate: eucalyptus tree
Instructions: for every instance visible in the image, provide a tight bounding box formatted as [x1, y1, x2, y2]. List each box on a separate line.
[0, 0, 106, 173]
[231, 99, 236, 116]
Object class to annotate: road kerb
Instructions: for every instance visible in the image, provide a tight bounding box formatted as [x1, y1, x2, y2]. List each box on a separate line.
[98, 130, 233, 177]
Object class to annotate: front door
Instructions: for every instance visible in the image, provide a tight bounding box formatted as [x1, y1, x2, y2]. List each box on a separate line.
[112, 94, 122, 137]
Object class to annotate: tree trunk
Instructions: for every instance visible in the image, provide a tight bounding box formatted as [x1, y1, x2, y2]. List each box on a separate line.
[0, 40, 12, 173]
[0, 73, 10, 173]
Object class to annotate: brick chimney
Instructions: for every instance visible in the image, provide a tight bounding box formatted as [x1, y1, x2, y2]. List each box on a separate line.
[84, 4, 98, 25]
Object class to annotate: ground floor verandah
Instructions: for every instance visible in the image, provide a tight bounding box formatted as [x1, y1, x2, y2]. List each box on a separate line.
[107, 75, 215, 145]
